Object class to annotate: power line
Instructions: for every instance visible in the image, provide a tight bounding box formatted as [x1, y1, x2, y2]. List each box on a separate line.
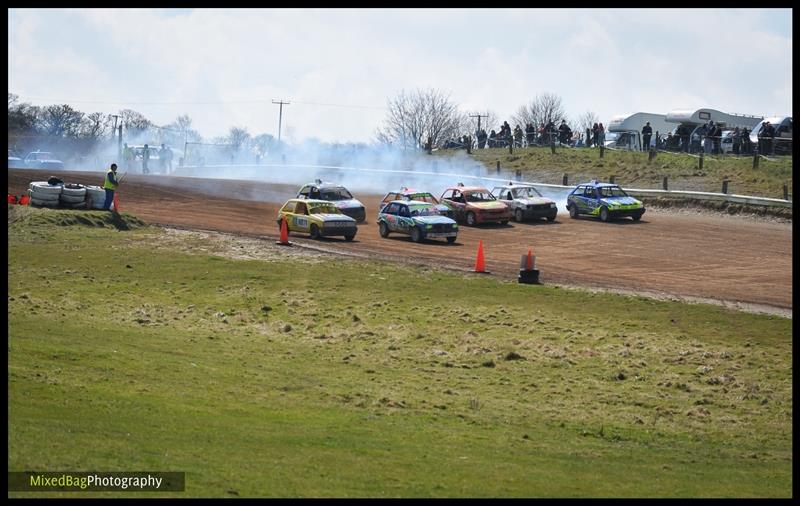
[15, 95, 387, 110]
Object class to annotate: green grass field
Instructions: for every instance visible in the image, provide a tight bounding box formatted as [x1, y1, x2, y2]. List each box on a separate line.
[8, 207, 792, 497]
[452, 146, 792, 199]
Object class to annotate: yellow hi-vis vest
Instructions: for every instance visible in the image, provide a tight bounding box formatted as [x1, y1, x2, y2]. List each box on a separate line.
[103, 169, 118, 190]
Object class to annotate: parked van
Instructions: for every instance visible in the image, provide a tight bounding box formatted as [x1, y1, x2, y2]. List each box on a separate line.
[664, 108, 762, 152]
[605, 112, 672, 150]
[749, 116, 792, 155]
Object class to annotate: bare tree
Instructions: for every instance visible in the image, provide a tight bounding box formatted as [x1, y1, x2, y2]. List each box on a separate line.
[38, 104, 84, 137]
[79, 112, 111, 141]
[376, 88, 463, 150]
[251, 133, 276, 157]
[574, 111, 599, 134]
[120, 109, 153, 138]
[512, 92, 567, 129]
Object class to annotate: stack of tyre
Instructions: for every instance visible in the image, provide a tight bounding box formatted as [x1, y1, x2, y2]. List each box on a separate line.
[84, 185, 106, 210]
[27, 181, 63, 208]
[59, 184, 88, 209]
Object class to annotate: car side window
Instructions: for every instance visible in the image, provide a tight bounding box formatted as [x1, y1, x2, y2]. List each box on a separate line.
[442, 190, 454, 200]
[282, 201, 296, 213]
[295, 202, 308, 215]
[506, 191, 513, 201]
[299, 185, 310, 197]
[384, 203, 399, 215]
[452, 191, 463, 203]
[398, 205, 410, 217]
[584, 187, 595, 198]
[381, 194, 395, 205]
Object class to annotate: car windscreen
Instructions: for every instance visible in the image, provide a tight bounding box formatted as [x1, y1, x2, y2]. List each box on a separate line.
[408, 203, 439, 216]
[598, 186, 629, 198]
[320, 188, 353, 201]
[465, 191, 495, 202]
[513, 187, 543, 199]
[408, 193, 438, 204]
[308, 204, 341, 215]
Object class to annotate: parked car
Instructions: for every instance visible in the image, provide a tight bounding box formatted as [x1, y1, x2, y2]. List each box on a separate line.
[566, 181, 645, 222]
[296, 179, 366, 222]
[440, 183, 512, 226]
[490, 182, 558, 223]
[8, 149, 25, 169]
[378, 187, 452, 217]
[377, 200, 458, 243]
[276, 198, 357, 241]
[24, 151, 64, 170]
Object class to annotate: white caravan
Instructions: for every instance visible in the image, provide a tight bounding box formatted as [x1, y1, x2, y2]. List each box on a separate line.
[664, 108, 763, 151]
[749, 116, 792, 155]
[605, 112, 673, 150]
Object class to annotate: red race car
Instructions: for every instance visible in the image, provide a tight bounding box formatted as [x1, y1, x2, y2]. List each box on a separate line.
[440, 183, 512, 226]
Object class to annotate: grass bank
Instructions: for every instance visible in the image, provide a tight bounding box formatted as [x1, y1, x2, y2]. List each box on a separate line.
[8, 208, 792, 497]
[453, 146, 792, 199]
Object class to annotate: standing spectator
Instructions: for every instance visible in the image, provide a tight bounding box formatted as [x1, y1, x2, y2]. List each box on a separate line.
[488, 129, 497, 148]
[538, 123, 546, 145]
[102, 163, 120, 211]
[142, 144, 150, 174]
[678, 125, 690, 152]
[513, 125, 523, 148]
[592, 123, 599, 147]
[763, 121, 776, 155]
[641, 122, 653, 151]
[742, 127, 752, 155]
[732, 127, 741, 155]
[478, 129, 487, 149]
[122, 143, 134, 171]
[164, 145, 173, 172]
[525, 123, 535, 146]
[159, 144, 168, 172]
[586, 128, 592, 148]
[597, 123, 605, 145]
[545, 120, 556, 145]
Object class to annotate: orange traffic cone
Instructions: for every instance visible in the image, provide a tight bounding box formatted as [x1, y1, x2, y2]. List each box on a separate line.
[276, 216, 292, 246]
[18, 195, 30, 206]
[519, 248, 540, 284]
[474, 240, 486, 273]
[112, 193, 120, 213]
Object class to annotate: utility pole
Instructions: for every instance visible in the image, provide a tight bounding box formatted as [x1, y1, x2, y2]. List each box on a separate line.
[469, 113, 489, 134]
[272, 100, 290, 144]
[110, 114, 121, 158]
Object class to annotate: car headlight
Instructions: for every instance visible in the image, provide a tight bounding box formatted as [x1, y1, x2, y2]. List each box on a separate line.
[452, 223, 458, 228]
[426, 224, 433, 230]
[550, 203, 556, 208]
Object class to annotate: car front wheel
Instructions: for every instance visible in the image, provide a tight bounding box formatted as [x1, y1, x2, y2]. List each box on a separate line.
[568, 204, 579, 219]
[379, 221, 390, 238]
[446, 236, 456, 244]
[310, 224, 321, 239]
[410, 227, 422, 243]
[599, 206, 609, 222]
[515, 209, 524, 222]
[466, 212, 477, 226]
[632, 213, 642, 221]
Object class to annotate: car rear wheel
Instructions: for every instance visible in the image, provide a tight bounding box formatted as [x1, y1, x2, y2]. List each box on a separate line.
[446, 236, 456, 244]
[632, 213, 642, 221]
[466, 212, 477, 226]
[515, 209, 524, 222]
[310, 224, 321, 239]
[599, 206, 609, 222]
[547, 214, 556, 222]
[379, 221, 390, 238]
[410, 227, 422, 243]
[344, 233, 355, 241]
[568, 204, 579, 219]
[500, 220, 509, 225]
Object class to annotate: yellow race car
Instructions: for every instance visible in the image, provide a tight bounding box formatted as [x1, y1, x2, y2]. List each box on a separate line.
[277, 198, 358, 241]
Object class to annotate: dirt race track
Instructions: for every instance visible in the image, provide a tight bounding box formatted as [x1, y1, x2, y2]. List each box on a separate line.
[9, 169, 792, 314]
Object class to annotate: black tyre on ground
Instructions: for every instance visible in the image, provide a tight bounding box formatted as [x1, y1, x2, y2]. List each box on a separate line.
[310, 224, 321, 239]
[515, 209, 524, 222]
[466, 212, 477, 226]
[446, 236, 457, 244]
[410, 226, 422, 243]
[599, 206, 609, 222]
[568, 204, 579, 219]
[500, 220, 509, 225]
[379, 221, 390, 238]
[344, 233, 355, 241]
[632, 213, 642, 221]
[547, 214, 556, 222]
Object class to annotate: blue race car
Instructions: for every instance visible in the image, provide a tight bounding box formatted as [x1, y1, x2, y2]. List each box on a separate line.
[566, 181, 645, 222]
[378, 200, 458, 243]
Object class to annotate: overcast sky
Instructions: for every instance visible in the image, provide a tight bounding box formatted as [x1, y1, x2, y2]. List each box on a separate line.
[8, 8, 793, 144]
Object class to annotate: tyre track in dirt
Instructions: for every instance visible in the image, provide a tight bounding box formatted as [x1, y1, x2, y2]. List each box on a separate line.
[9, 169, 792, 313]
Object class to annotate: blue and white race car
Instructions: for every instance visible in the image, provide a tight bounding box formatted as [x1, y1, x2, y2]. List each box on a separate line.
[566, 181, 645, 222]
[377, 200, 458, 243]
